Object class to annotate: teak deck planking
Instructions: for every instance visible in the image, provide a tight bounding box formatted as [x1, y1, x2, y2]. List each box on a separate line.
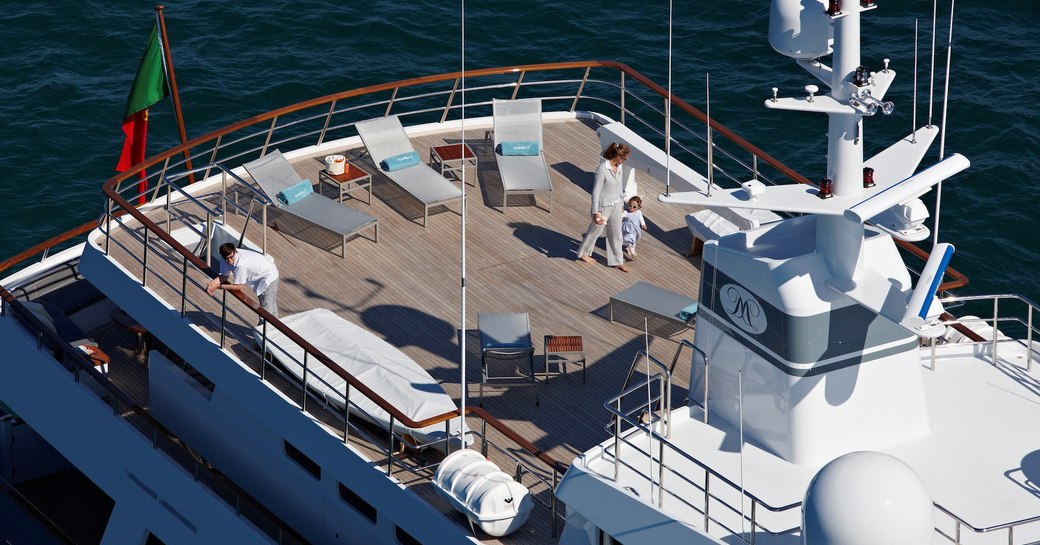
[102, 117, 708, 543]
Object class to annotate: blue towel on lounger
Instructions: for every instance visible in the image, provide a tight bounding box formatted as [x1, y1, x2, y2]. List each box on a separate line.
[678, 303, 698, 322]
[276, 179, 313, 205]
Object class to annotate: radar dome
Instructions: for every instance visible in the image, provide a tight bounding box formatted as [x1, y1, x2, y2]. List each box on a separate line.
[769, 0, 833, 59]
[803, 451, 933, 545]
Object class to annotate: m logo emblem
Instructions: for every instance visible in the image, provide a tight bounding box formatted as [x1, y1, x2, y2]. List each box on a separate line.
[721, 284, 767, 334]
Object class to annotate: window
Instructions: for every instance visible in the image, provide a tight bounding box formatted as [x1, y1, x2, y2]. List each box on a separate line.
[283, 441, 320, 480]
[395, 525, 422, 545]
[338, 482, 376, 523]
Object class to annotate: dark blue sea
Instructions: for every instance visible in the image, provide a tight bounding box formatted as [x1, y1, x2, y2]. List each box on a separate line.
[0, 0, 1037, 540]
[1, 1, 1037, 296]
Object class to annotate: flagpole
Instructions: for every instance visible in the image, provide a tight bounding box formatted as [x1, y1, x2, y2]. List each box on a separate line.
[155, 5, 195, 184]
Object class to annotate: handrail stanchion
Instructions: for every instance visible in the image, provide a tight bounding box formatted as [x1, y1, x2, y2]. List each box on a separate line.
[704, 473, 711, 532]
[343, 383, 351, 445]
[105, 197, 113, 255]
[440, 78, 460, 124]
[750, 500, 757, 545]
[318, 100, 337, 146]
[301, 350, 309, 412]
[260, 320, 268, 381]
[219, 291, 228, 348]
[142, 230, 149, 287]
[620, 72, 626, 124]
[993, 298, 1000, 362]
[385, 87, 399, 117]
[1027, 303, 1034, 372]
[387, 416, 395, 477]
[205, 212, 213, 269]
[613, 396, 622, 481]
[658, 430, 666, 508]
[180, 256, 188, 318]
[551, 466, 559, 538]
[510, 71, 526, 100]
[570, 67, 591, 113]
[481, 418, 488, 457]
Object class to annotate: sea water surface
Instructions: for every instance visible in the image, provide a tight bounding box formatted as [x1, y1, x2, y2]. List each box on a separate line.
[1, 1, 1037, 297]
[0, 0, 1037, 541]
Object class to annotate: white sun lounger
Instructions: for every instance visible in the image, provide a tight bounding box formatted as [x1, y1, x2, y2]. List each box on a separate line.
[254, 308, 465, 447]
[355, 116, 463, 227]
[243, 150, 378, 258]
[492, 98, 553, 212]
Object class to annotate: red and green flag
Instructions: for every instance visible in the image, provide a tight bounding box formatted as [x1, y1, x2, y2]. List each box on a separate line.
[116, 22, 169, 196]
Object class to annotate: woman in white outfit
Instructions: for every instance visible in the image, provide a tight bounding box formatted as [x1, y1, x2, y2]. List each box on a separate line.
[576, 142, 631, 272]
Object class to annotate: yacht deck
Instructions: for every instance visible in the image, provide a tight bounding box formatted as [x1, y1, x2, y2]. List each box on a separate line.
[99, 116, 706, 542]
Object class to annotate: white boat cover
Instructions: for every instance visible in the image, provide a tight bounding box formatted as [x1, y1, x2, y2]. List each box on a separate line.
[254, 308, 464, 446]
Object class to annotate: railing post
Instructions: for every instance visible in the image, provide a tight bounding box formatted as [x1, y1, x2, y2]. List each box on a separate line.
[752, 154, 759, 181]
[704, 473, 711, 532]
[993, 298, 1000, 363]
[510, 71, 526, 100]
[620, 71, 626, 124]
[205, 212, 213, 269]
[260, 320, 268, 381]
[1028, 303, 1034, 372]
[180, 256, 188, 318]
[387, 416, 395, 477]
[613, 397, 622, 481]
[219, 291, 228, 348]
[570, 67, 591, 113]
[105, 197, 113, 255]
[481, 418, 488, 458]
[440, 78, 460, 124]
[384, 87, 400, 117]
[301, 350, 309, 412]
[343, 383, 350, 445]
[750, 500, 757, 545]
[141, 230, 149, 287]
[318, 100, 337, 146]
[657, 435, 665, 508]
[551, 466, 559, 538]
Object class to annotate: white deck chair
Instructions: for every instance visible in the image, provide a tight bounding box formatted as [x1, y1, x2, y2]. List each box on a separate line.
[355, 116, 462, 227]
[492, 98, 553, 213]
[243, 150, 378, 258]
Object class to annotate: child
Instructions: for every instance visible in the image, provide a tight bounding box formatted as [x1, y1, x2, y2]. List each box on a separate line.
[621, 196, 647, 261]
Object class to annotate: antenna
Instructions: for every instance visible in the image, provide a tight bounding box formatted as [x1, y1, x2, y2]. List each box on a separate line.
[457, 0, 467, 448]
[934, 0, 957, 246]
[928, 0, 938, 127]
[706, 73, 713, 197]
[665, 0, 673, 197]
[912, 19, 919, 144]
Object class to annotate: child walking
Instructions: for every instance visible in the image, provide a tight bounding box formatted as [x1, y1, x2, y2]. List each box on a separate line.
[621, 196, 647, 261]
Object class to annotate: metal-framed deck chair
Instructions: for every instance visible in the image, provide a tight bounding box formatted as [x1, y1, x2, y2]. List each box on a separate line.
[355, 116, 463, 227]
[492, 98, 553, 213]
[243, 150, 378, 259]
[477, 312, 539, 405]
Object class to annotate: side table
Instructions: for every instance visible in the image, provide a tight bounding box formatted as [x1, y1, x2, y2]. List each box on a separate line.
[543, 335, 586, 384]
[430, 143, 477, 186]
[110, 309, 149, 362]
[318, 163, 373, 205]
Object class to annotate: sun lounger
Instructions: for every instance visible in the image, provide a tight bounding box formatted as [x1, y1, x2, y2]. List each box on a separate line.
[254, 308, 466, 447]
[355, 116, 463, 227]
[243, 150, 378, 258]
[492, 98, 553, 212]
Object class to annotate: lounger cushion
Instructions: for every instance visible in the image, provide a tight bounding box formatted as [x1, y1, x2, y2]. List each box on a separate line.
[499, 141, 540, 156]
[276, 179, 313, 206]
[380, 151, 421, 172]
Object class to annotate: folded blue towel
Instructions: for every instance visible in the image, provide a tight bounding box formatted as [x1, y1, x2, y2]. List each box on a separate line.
[380, 151, 421, 172]
[276, 179, 313, 206]
[678, 303, 699, 322]
[500, 140, 540, 156]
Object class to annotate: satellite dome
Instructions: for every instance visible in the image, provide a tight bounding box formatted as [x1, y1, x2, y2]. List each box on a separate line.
[803, 451, 933, 545]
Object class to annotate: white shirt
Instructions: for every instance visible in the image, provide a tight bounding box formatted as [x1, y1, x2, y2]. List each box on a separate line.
[220, 249, 278, 296]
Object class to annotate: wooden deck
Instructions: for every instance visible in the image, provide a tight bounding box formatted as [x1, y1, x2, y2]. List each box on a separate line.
[101, 116, 710, 543]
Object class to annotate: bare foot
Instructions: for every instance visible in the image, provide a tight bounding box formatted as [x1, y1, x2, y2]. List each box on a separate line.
[616, 264, 630, 273]
[578, 255, 595, 264]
